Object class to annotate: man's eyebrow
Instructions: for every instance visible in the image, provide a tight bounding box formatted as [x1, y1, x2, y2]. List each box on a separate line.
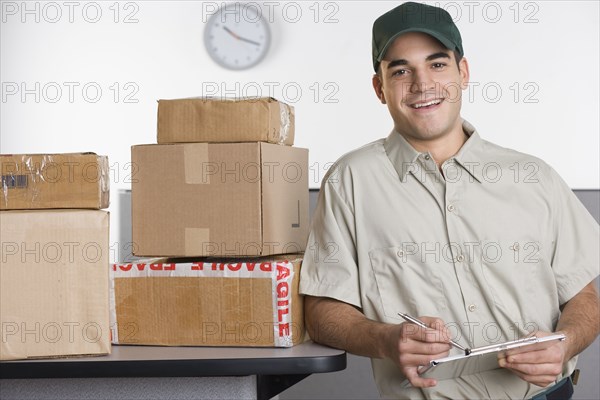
[388, 59, 408, 68]
[387, 52, 451, 69]
[426, 52, 451, 61]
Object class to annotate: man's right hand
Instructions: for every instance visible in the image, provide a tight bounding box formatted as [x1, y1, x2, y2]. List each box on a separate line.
[304, 297, 452, 388]
[385, 317, 452, 388]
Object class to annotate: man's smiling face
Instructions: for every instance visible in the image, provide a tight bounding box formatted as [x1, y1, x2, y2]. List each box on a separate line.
[373, 31, 469, 144]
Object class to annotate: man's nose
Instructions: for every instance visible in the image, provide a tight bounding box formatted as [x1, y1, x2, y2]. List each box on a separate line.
[409, 69, 436, 93]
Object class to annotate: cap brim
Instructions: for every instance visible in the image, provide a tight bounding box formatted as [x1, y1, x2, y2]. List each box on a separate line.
[376, 28, 457, 64]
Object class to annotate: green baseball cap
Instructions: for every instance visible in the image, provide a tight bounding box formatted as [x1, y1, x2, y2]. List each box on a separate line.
[372, 2, 463, 72]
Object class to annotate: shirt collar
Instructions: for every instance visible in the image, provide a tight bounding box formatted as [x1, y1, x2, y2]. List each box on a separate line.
[383, 127, 421, 181]
[383, 119, 485, 184]
[452, 119, 485, 183]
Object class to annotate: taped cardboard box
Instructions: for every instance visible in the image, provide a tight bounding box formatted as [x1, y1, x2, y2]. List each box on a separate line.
[0, 210, 111, 360]
[131, 142, 308, 257]
[110, 257, 305, 347]
[0, 153, 109, 210]
[157, 97, 295, 145]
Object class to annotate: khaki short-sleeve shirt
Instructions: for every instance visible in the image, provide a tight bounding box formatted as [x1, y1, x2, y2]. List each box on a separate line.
[299, 120, 599, 399]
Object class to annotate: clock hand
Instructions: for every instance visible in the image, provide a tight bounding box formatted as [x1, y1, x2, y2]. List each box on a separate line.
[223, 26, 261, 46]
[223, 26, 239, 39]
[238, 36, 261, 46]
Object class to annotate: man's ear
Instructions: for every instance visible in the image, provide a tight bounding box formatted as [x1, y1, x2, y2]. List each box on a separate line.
[458, 57, 470, 90]
[372, 74, 386, 104]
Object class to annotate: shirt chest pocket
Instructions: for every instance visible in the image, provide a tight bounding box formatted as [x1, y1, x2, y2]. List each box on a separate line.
[368, 245, 450, 322]
[477, 237, 558, 331]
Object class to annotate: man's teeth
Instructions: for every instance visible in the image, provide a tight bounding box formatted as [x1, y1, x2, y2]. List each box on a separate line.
[412, 99, 442, 109]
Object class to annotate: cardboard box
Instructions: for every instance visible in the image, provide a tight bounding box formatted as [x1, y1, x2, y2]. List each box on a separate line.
[110, 257, 304, 347]
[157, 97, 295, 145]
[0, 153, 109, 210]
[131, 142, 309, 257]
[0, 210, 111, 360]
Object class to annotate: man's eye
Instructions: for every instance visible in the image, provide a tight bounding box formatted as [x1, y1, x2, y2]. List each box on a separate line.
[391, 69, 408, 77]
[432, 63, 447, 69]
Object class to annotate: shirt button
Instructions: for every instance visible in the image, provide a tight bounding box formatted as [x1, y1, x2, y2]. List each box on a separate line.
[397, 250, 405, 257]
[424, 154, 431, 160]
[447, 204, 455, 212]
[456, 254, 465, 262]
[468, 304, 476, 312]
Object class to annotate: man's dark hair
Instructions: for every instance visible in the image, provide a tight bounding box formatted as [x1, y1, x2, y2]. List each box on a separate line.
[453, 51, 463, 67]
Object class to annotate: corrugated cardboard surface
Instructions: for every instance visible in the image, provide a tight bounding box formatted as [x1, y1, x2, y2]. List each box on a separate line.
[0, 210, 111, 360]
[261, 142, 309, 253]
[0, 153, 109, 210]
[157, 97, 295, 145]
[132, 142, 308, 257]
[111, 257, 305, 347]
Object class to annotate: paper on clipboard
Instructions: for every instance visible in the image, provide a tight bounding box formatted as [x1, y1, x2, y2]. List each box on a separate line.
[416, 333, 566, 382]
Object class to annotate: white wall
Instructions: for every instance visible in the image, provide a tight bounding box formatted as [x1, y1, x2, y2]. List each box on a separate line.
[2, 1, 599, 261]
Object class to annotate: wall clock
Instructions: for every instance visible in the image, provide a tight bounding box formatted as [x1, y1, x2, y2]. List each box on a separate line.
[204, 4, 271, 70]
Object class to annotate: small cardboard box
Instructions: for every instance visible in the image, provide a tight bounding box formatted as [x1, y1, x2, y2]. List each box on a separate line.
[131, 142, 309, 257]
[110, 257, 304, 347]
[157, 97, 295, 145]
[0, 210, 111, 360]
[0, 153, 109, 210]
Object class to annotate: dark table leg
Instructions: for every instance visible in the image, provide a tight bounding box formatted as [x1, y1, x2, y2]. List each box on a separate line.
[257, 374, 310, 400]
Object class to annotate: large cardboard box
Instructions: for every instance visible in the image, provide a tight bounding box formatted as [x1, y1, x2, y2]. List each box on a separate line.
[157, 97, 295, 145]
[110, 257, 304, 347]
[0, 210, 111, 360]
[131, 142, 308, 257]
[0, 153, 109, 210]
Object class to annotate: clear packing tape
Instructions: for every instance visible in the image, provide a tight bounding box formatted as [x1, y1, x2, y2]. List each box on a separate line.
[278, 101, 292, 145]
[0, 153, 110, 210]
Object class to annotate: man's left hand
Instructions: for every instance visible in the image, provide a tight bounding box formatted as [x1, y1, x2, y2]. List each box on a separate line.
[498, 331, 568, 387]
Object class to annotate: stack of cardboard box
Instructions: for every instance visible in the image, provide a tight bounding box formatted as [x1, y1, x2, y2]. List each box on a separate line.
[111, 97, 309, 347]
[0, 153, 111, 360]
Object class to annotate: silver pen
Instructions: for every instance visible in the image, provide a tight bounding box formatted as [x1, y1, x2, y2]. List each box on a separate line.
[398, 312, 471, 355]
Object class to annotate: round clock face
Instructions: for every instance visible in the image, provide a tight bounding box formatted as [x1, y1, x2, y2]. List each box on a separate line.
[204, 5, 271, 70]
